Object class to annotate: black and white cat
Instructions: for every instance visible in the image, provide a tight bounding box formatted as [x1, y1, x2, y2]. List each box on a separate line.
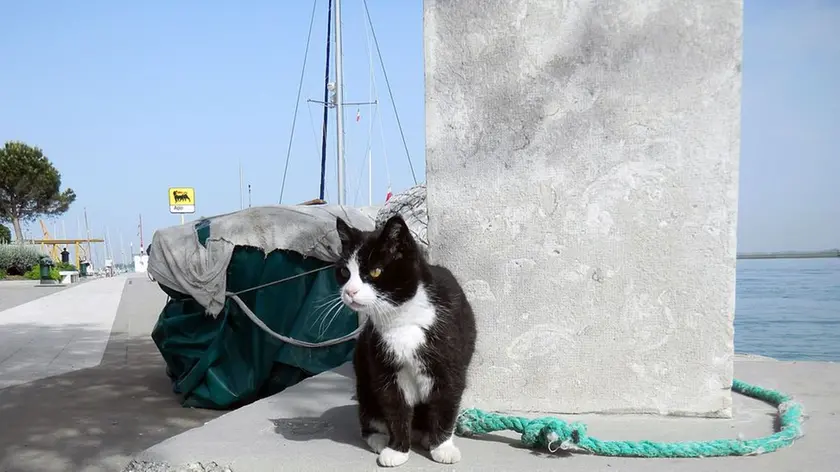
[334, 214, 477, 467]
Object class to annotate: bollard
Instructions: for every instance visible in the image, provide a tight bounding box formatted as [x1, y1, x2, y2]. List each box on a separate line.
[38, 257, 56, 285]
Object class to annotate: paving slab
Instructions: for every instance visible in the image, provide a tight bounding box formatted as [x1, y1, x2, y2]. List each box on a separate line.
[0, 276, 127, 389]
[0, 280, 70, 312]
[127, 356, 840, 472]
[0, 274, 225, 472]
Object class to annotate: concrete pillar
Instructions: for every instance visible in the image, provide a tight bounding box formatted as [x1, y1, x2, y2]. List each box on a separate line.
[424, 0, 742, 417]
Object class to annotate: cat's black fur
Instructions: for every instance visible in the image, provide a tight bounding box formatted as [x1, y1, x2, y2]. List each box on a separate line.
[334, 214, 477, 460]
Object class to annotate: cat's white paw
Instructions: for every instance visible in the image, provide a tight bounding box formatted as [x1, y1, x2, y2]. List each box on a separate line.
[430, 438, 461, 464]
[411, 429, 431, 450]
[365, 433, 389, 454]
[378, 447, 410, 467]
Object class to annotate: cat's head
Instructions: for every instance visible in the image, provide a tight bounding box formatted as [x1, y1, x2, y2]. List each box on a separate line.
[334, 214, 421, 316]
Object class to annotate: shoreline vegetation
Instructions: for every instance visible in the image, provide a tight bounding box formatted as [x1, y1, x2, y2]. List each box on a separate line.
[737, 249, 840, 260]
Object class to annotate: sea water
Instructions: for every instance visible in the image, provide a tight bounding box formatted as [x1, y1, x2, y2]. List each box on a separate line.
[735, 257, 840, 361]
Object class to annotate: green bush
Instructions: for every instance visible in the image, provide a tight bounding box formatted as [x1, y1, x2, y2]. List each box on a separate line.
[0, 268, 6, 279]
[0, 244, 44, 275]
[23, 264, 61, 281]
[0, 224, 10, 244]
[23, 266, 38, 280]
[57, 262, 77, 271]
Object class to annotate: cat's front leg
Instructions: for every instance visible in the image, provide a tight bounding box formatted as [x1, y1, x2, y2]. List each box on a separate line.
[361, 417, 389, 454]
[411, 403, 431, 450]
[378, 402, 412, 467]
[357, 376, 388, 453]
[425, 398, 462, 464]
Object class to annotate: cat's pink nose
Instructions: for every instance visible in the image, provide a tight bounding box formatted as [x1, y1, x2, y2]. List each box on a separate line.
[344, 286, 360, 297]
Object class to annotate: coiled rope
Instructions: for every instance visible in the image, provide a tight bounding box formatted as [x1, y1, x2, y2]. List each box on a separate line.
[455, 378, 804, 458]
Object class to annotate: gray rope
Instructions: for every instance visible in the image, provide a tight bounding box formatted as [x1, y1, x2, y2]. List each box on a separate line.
[231, 264, 335, 296]
[225, 263, 364, 348]
[227, 293, 364, 348]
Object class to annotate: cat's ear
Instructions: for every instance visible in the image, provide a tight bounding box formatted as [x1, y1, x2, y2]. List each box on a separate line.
[335, 217, 358, 247]
[379, 215, 413, 256]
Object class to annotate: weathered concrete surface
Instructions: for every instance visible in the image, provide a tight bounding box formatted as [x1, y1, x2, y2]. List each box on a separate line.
[126, 357, 839, 472]
[424, 0, 743, 415]
[0, 274, 224, 472]
[123, 461, 231, 472]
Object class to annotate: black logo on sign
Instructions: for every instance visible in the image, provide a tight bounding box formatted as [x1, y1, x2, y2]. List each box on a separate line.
[173, 190, 192, 203]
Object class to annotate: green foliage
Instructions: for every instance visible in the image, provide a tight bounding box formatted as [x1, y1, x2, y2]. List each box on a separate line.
[0, 224, 10, 243]
[0, 244, 44, 275]
[23, 266, 38, 280]
[0, 268, 6, 279]
[23, 265, 60, 281]
[0, 141, 76, 240]
[57, 261, 77, 271]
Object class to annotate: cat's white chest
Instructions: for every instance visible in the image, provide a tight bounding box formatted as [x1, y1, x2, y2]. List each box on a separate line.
[375, 286, 437, 407]
[381, 324, 433, 407]
[396, 362, 431, 407]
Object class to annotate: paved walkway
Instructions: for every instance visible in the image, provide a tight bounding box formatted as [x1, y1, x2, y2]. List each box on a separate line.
[0, 274, 224, 472]
[0, 276, 126, 389]
[0, 280, 69, 312]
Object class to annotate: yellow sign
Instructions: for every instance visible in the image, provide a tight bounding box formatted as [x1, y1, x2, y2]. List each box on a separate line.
[168, 187, 196, 214]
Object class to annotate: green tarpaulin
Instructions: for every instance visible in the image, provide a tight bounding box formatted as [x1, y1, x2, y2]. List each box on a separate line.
[150, 219, 358, 410]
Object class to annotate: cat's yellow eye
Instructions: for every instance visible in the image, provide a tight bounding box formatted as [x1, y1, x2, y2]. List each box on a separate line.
[369, 268, 382, 279]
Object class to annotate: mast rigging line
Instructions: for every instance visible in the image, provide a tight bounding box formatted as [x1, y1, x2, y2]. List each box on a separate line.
[279, 0, 320, 204]
[307, 102, 325, 163]
[352, 104, 381, 205]
[361, 0, 418, 185]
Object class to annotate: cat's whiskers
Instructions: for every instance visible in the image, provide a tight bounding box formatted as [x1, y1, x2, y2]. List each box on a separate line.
[313, 295, 342, 310]
[367, 297, 399, 325]
[309, 296, 344, 335]
[317, 298, 348, 337]
[308, 297, 338, 327]
[323, 299, 351, 337]
[308, 294, 342, 325]
[364, 299, 387, 322]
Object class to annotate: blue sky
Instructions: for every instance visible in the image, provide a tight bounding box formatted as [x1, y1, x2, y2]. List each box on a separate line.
[1, 1, 837, 263]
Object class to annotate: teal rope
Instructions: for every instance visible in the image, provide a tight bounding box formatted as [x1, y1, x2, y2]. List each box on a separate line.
[455, 379, 804, 458]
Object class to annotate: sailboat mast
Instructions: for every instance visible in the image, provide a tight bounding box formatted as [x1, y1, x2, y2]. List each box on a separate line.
[138, 214, 144, 250]
[318, 0, 333, 201]
[334, 0, 347, 205]
[105, 226, 111, 263]
[84, 207, 93, 267]
[367, 7, 374, 207]
[119, 231, 125, 266]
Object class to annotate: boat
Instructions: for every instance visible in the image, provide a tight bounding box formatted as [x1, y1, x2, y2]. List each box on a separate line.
[146, 0, 427, 410]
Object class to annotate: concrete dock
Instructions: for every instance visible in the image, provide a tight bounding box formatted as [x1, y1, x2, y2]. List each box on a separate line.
[0, 274, 224, 472]
[1, 274, 838, 472]
[126, 357, 839, 472]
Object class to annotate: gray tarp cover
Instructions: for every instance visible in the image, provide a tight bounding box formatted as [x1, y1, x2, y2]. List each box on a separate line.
[147, 184, 427, 317]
